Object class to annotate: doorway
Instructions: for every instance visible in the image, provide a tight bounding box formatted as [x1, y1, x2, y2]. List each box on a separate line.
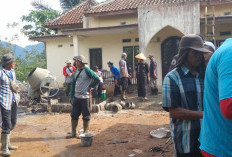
[161, 36, 181, 80]
[123, 46, 139, 77]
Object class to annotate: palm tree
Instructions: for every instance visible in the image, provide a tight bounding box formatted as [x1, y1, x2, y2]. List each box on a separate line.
[31, 0, 53, 11]
[60, 0, 85, 11]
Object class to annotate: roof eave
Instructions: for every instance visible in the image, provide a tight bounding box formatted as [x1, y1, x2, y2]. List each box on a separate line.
[85, 8, 137, 17]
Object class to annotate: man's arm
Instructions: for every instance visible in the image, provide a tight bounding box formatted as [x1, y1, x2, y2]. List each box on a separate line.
[85, 67, 100, 88]
[220, 98, 232, 120]
[70, 78, 76, 99]
[169, 108, 203, 120]
[63, 67, 68, 76]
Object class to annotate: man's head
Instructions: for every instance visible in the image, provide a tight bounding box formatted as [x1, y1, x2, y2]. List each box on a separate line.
[65, 59, 72, 67]
[176, 34, 211, 68]
[93, 65, 99, 72]
[73, 55, 87, 69]
[148, 54, 154, 61]
[1, 53, 16, 70]
[121, 52, 127, 59]
[107, 61, 113, 68]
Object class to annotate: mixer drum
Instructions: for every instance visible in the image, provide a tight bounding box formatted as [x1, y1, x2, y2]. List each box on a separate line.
[27, 67, 51, 91]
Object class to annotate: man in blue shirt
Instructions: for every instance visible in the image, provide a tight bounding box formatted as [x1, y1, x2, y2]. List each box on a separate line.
[107, 61, 121, 97]
[199, 38, 232, 157]
[0, 54, 19, 156]
[162, 34, 211, 157]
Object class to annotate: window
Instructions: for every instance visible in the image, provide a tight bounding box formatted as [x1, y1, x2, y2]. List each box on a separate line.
[120, 22, 126, 25]
[220, 31, 231, 36]
[224, 12, 231, 16]
[89, 48, 102, 70]
[135, 38, 139, 42]
[58, 45, 63, 47]
[70, 44, 73, 47]
[122, 39, 131, 43]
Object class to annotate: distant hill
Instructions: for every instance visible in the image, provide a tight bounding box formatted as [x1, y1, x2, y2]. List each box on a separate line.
[0, 41, 45, 58]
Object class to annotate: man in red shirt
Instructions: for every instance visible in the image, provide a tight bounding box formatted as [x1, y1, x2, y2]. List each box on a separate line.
[63, 59, 76, 96]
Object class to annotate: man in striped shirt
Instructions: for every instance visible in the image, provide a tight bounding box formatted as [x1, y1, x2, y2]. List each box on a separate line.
[0, 53, 20, 156]
[162, 34, 211, 157]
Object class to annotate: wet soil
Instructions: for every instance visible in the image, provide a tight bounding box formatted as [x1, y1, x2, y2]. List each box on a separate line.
[9, 90, 174, 157]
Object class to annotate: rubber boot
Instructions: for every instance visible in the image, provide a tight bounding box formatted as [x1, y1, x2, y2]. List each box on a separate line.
[66, 120, 78, 139]
[8, 133, 17, 150]
[1, 134, 11, 156]
[83, 120, 90, 134]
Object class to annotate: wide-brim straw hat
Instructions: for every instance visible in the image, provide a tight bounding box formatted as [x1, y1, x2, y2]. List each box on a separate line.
[135, 53, 146, 60]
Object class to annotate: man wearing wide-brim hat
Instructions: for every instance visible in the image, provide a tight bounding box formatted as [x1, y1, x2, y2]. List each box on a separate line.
[63, 59, 76, 96]
[66, 55, 100, 138]
[162, 34, 211, 157]
[0, 53, 20, 156]
[134, 53, 150, 101]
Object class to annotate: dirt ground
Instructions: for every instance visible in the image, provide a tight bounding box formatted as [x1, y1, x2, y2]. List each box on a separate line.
[9, 91, 174, 157]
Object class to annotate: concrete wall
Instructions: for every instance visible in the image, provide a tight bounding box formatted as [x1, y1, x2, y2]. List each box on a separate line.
[138, 1, 200, 54]
[85, 14, 138, 28]
[200, 23, 232, 41]
[200, 5, 232, 18]
[46, 38, 74, 85]
[77, 33, 139, 70]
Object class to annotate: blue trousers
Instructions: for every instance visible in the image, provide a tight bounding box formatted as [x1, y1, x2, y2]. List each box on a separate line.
[1, 102, 17, 134]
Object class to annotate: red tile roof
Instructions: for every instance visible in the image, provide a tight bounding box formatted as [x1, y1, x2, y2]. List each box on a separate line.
[85, 0, 231, 15]
[46, 0, 97, 29]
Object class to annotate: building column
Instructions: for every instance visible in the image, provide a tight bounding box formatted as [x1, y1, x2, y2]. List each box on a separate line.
[73, 35, 79, 56]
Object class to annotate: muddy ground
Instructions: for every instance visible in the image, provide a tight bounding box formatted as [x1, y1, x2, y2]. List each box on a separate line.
[9, 91, 174, 157]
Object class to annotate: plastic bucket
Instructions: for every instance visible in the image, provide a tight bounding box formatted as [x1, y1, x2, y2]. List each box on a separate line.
[79, 134, 94, 147]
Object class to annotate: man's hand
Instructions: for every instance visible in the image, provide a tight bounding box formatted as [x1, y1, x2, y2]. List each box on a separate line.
[68, 73, 72, 76]
[70, 98, 74, 105]
[114, 80, 118, 85]
[147, 77, 150, 83]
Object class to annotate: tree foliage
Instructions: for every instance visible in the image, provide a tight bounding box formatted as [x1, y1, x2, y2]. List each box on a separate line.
[31, 0, 52, 11]
[60, 0, 85, 11]
[21, 10, 59, 37]
[0, 42, 46, 82]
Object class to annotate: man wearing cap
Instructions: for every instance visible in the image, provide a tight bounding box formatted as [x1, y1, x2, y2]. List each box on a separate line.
[162, 34, 211, 157]
[148, 55, 158, 95]
[0, 53, 20, 156]
[107, 61, 121, 97]
[63, 59, 76, 96]
[135, 53, 149, 101]
[199, 39, 232, 157]
[66, 55, 100, 138]
[203, 41, 216, 65]
[119, 53, 129, 100]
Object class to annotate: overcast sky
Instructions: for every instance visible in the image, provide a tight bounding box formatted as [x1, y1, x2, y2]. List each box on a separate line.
[0, 0, 105, 47]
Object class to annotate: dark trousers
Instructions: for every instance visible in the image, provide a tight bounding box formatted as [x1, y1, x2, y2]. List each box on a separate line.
[114, 80, 121, 96]
[120, 77, 128, 91]
[1, 102, 17, 134]
[71, 97, 90, 121]
[176, 150, 202, 157]
[65, 82, 72, 96]
[93, 82, 103, 98]
[137, 76, 147, 97]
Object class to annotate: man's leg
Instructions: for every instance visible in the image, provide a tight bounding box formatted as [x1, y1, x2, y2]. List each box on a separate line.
[1, 106, 11, 156]
[81, 99, 91, 134]
[9, 102, 18, 150]
[66, 97, 81, 138]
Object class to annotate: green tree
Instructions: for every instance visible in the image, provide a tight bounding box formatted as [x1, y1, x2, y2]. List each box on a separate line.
[15, 50, 47, 81]
[21, 9, 59, 37]
[31, 0, 52, 11]
[60, 0, 85, 11]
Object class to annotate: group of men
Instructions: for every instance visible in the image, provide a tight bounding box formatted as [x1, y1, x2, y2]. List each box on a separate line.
[107, 52, 158, 101]
[1, 33, 231, 157]
[163, 34, 232, 157]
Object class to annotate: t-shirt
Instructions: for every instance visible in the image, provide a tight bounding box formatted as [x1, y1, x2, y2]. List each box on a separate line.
[119, 59, 129, 78]
[199, 38, 232, 157]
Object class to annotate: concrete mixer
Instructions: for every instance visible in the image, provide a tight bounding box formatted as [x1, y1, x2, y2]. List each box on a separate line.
[27, 67, 59, 100]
